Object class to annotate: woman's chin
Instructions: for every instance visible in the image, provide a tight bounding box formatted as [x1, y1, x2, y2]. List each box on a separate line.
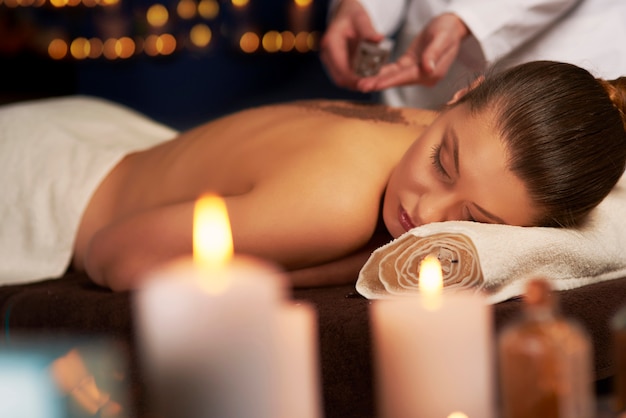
[382, 219, 406, 239]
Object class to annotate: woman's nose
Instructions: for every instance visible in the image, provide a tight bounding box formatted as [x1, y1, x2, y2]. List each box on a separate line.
[415, 192, 455, 225]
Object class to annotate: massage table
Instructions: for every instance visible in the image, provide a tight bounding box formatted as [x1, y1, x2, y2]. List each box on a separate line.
[1, 269, 624, 418]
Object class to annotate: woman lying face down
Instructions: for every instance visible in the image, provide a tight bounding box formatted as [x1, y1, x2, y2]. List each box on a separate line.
[76, 61, 626, 291]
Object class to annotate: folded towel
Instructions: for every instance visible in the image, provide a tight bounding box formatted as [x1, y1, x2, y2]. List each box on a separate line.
[0, 96, 178, 285]
[357, 173, 626, 304]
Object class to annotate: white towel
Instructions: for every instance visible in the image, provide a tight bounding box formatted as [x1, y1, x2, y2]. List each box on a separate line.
[357, 172, 626, 304]
[0, 96, 178, 285]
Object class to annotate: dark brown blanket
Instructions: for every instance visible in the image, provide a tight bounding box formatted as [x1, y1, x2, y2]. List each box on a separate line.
[1, 272, 624, 418]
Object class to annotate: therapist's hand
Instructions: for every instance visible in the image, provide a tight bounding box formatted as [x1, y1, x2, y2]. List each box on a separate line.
[320, 0, 385, 90]
[357, 13, 469, 92]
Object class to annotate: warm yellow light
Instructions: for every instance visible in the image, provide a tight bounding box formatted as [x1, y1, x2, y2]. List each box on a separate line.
[103, 38, 119, 59]
[239, 32, 259, 53]
[294, 0, 312, 7]
[147, 4, 169, 27]
[231, 0, 248, 7]
[50, 0, 68, 7]
[88, 38, 103, 58]
[48, 39, 68, 60]
[448, 413, 468, 418]
[197, 0, 218, 19]
[158, 33, 177, 55]
[70, 37, 90, 59]
[177, 0, 196, 19]
[193, 194, 234, 271]
[144, 35, 159, 56]
[419, 253, 443, 310]
[294, 31, 309, 52]
[307, 31, 319, 51]
[144, 34, 176, 56]
[262, 31, 282, 53]
[190, 24, 212, 48]
[116, 37, 136, 58]
[280, 31, 295, 51]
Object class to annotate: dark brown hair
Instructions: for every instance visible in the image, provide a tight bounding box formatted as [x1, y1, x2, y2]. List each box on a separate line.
[456, 61, 626, 227]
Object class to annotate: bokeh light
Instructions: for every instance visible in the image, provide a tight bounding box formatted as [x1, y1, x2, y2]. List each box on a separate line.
[49, 0, 68, 7]
[48, 38, 68, 59]
[144, 33, 177, 56]
[147, 4, 169, 27]
[102, 38, 119, 59]
[70, 37, 90, 59]
[190, 24, 212, 48]
[117, 36, 136, 58]
[280, 31, 295, 52]
[307, 31, 318, 51]
[88, 38, 104, 58]
[176, 0, 196, 19]
[239, 32, 259, 53]
[101, 37, 135, 59]
[14, 0, 323, 61]
[197, 0, 219, 19]
[294, 31, 308, 52]
[262, 31, 281, 53]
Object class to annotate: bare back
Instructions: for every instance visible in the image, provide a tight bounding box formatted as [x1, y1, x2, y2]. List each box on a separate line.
[75, 100, 436, 289]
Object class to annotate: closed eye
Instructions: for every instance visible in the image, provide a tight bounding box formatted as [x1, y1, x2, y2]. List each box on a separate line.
[430, 143, 450, 179]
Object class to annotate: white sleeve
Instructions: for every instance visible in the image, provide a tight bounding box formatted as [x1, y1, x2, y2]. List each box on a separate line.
[446, 0, 582, 63]
[328, 0, 407, 35]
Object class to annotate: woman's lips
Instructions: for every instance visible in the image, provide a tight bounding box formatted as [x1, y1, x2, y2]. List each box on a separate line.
[398, 206, 417, 232]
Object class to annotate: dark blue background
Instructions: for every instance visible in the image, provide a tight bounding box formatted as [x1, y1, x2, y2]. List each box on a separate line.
[0, 0, 373, 130]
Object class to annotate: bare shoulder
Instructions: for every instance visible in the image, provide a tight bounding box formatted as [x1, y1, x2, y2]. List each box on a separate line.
[221, 101, 431, 268]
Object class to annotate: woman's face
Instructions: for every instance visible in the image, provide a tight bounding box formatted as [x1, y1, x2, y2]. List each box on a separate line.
[383, 103, 539, 238]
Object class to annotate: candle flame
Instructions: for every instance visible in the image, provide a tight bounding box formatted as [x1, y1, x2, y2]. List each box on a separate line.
[419, 253, 443, 310]
[447, 413, 468, 418]
[193, 194, 234, 271]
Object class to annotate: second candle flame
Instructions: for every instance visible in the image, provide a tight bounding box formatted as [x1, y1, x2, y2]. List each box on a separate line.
[419, 253, 443, 311]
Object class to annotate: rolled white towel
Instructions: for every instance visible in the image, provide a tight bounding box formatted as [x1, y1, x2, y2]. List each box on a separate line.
[357, 173, 626, 304]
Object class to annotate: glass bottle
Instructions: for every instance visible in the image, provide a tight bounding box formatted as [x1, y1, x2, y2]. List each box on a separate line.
[498, 278, 595, 418]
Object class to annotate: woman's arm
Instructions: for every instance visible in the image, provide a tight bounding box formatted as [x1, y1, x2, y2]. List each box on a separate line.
[84, 201, 195, 292]
[84, 183, 377, 291]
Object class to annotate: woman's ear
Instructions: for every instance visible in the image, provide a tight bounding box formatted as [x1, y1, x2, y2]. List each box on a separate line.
[446, 75, 485, 105]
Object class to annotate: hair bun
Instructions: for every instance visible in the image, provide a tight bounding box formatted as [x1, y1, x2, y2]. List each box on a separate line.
[598, 77, 626, 129]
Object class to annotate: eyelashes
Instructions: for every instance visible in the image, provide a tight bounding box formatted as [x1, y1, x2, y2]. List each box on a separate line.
[430, 143, 448, 178]
[429, 142, 478, 222]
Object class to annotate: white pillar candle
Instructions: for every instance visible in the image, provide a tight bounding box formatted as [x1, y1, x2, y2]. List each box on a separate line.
[275, 302, 323, 418]
[371, 254, 495, 418]
[135, 257, 285, 418]
[134, 194, 322, 418]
